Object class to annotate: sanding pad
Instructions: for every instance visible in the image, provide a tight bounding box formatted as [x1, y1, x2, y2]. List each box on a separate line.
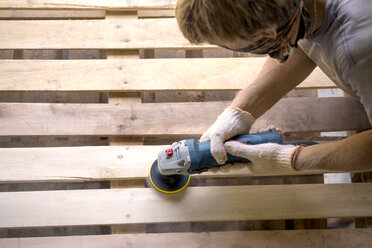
[149, 160, 190, 194]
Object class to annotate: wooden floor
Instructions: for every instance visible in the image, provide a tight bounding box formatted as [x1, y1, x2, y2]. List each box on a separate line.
[0, 48, 324, 238]
[0, 6, 371, 244]
[1, 47, 371, 238]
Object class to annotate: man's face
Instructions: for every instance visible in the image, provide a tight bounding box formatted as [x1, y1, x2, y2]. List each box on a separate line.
[216, 3, 302, 63]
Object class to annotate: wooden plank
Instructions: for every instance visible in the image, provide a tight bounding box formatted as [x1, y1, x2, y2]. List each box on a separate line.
[1, 229, 371, 248]
[0, 19, 213, 49]
[0, 183, 371, 228]
[0, 136, 108, 148]
[104, 17, 144, 160]
[0, 98, 369, 136]
[0, 0, 177, 10]
[105, 13, 144, 145]
[0, 58, 335, 92]
[138, 9, 175, 18]
[0, 10, 105, 19]
[105, 10, 146, 234]
[0, 145, 331, 183]
[105, 10, 139, 20]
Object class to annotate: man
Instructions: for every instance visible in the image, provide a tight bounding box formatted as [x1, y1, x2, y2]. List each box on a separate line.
[175, 0, 372, 173]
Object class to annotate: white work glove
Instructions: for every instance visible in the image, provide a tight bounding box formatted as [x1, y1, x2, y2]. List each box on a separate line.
[224, 141, 301, 174]
[200, 106, 255, 164]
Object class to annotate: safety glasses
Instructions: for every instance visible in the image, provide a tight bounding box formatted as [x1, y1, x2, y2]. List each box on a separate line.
[217, 3, 302, 62]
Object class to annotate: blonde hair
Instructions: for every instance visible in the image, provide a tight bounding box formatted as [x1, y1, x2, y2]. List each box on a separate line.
[176, 0, 300, 44]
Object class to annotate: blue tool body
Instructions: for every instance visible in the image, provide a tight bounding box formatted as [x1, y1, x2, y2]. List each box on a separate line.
[186, 131, 282, 174]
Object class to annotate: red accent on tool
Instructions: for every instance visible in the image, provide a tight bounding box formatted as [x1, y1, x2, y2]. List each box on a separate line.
[166, 149, 173, 156]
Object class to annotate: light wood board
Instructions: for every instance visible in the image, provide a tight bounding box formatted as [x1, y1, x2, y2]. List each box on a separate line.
[105, 10, 146, 234]
[0, 183, 371, 228]
[0, 0, 177, 10]
[0, 58, 335, 91]
[0, 98, 369, 136]
[0, 145, 332, 183]
[0, 19, 213, 49]
[1, 229, 371, 248]
[138, 9, 175, 18]
[0, 10, 105, 19]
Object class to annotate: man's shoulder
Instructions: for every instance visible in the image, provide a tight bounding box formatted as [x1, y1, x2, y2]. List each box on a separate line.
[333, 0, 372, 65]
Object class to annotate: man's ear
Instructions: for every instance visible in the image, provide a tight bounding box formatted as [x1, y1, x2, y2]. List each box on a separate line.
[255, 28, 277, 39]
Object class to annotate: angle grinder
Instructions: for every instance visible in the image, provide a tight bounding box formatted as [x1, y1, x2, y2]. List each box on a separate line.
[149, 131, 283, 194]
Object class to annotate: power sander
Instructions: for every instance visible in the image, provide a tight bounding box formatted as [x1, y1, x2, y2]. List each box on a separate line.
[149, 131, 283, 194]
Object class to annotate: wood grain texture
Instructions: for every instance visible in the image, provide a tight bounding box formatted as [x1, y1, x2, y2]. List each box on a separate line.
[0, 19, 213, 49]
[1, 229, 372, 248]
[0, 184, 371, 228]
[138, 9, 175, 18]
[105, 19, 144, 146]
[0, 58, 335, 91]
[0, 136, 108, 148]
[105, 10, 147, 234]
[0, 145, 331, 183]
[0, 10, 105, 19]
[0, 98, 369, 136]
[0, 0, 177, 10]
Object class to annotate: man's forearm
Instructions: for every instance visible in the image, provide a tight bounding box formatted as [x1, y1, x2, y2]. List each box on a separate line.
[232, 48, 316, 118]
[295, 130, 372, 172]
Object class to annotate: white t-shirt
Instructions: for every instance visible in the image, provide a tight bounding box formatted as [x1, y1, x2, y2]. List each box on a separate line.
[298, 0, 372, 124]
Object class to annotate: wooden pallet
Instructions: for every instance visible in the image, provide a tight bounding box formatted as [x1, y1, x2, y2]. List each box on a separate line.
[0, 1, 371, 247]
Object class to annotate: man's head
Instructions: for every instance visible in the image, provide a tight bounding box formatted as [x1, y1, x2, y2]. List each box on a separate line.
[175, 0, 304, 62]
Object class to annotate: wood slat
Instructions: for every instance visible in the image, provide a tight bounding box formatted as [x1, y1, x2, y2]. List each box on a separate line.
[0, 145, 328, 183]
[0, 98, 370, 136]
[0, 19, 213, 49]
[0, 58, 335, 91]
[0, 183, 371, 228]
[0, 10, 105, 19]
[138, 9, 175, 18]
[105, 10, 147, 236]
[1, 229, 372, 248]
[0, 9, 175, 19]
[0, 0, 177, 10]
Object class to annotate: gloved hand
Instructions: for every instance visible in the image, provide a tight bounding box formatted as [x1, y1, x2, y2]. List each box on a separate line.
[200, 106, 255, 164]
[224, 141, 302, 174]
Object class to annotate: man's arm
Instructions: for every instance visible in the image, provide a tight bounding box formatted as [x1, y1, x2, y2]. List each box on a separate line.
[228, 48, 372, 173]
[200, 48, 317, 164]
[295, 130, 372, 171]
[232, 47, 316, 118]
